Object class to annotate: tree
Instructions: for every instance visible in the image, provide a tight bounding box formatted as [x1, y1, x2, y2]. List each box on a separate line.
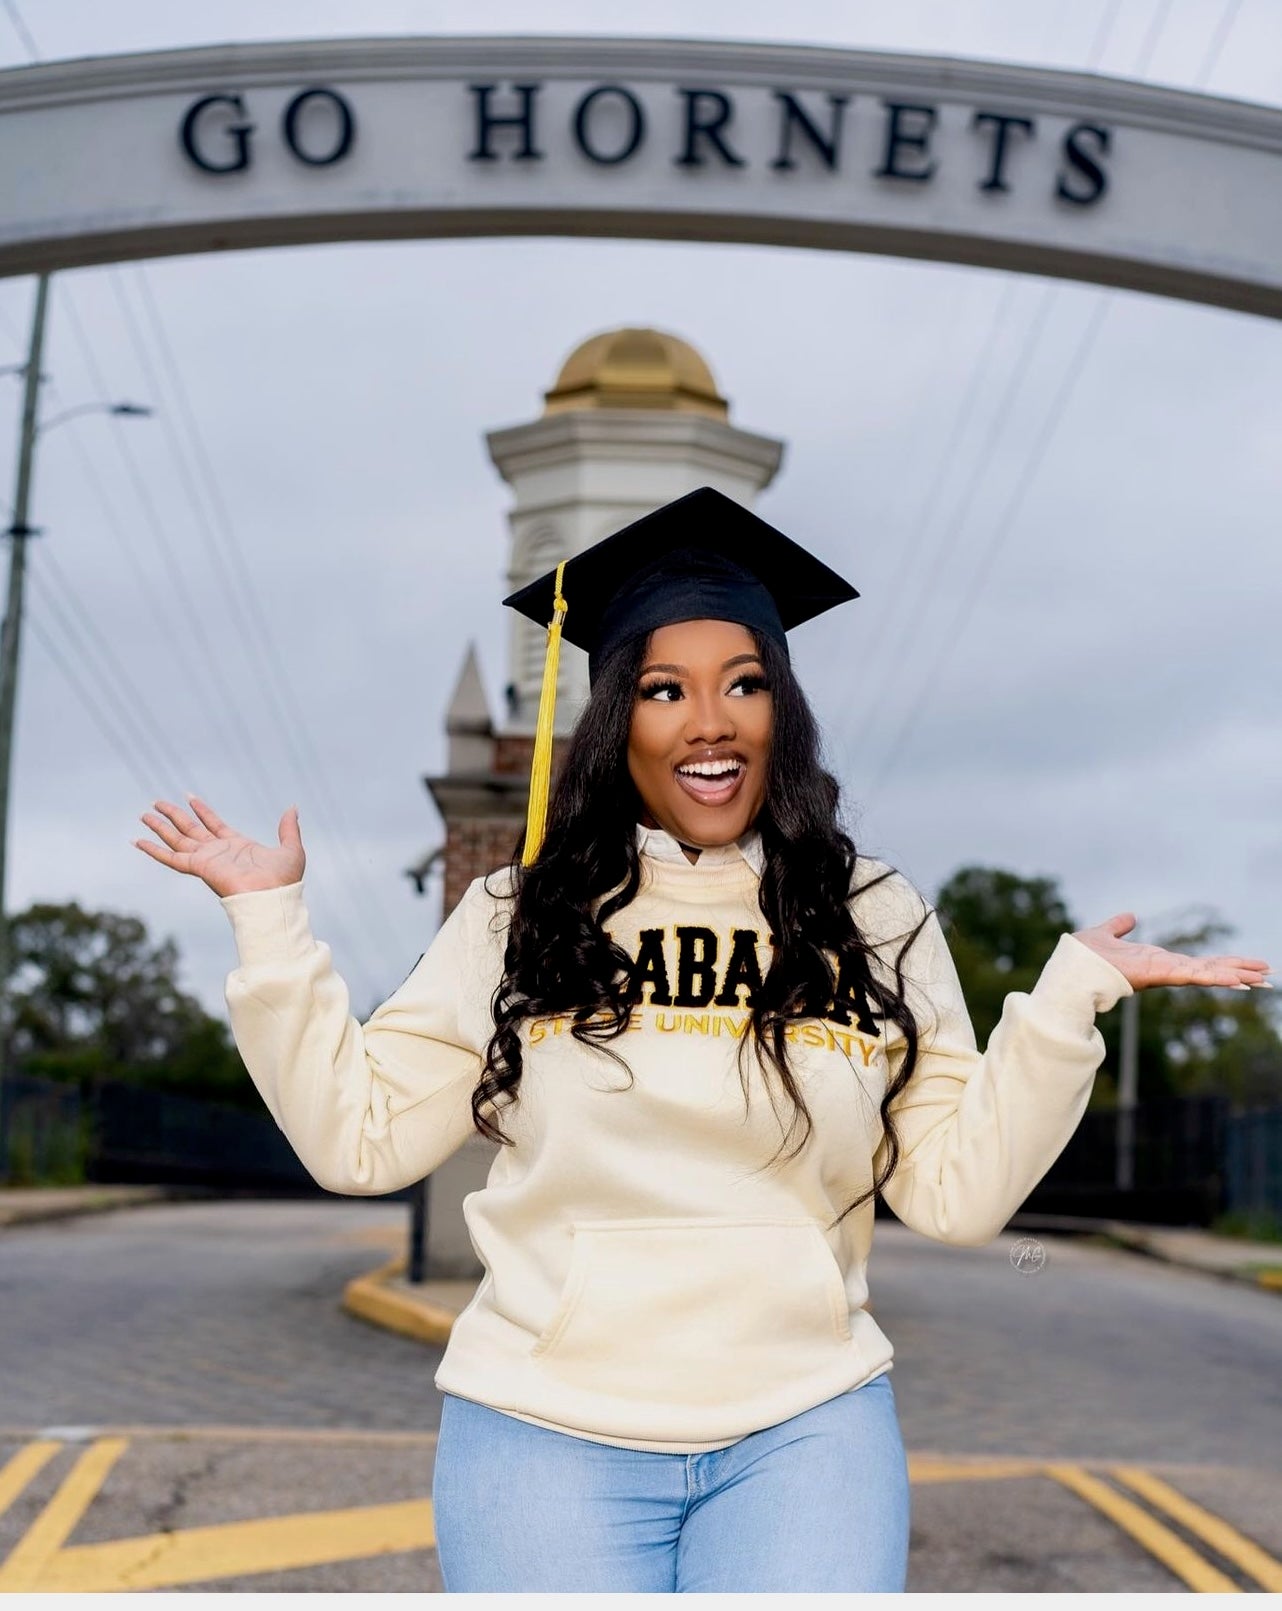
[933, 865, 1074, 1047]
[933, 866, 1282, 1108]
[6, 900, 254, 1107]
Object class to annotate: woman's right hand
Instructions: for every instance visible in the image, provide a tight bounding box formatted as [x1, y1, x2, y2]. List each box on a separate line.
[134, 795, 305, 898]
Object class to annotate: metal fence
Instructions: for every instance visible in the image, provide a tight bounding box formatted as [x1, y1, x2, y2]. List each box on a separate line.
[1023, 1093, 1282, 1227]
[1225, 1105, 1282, 1221]
[0, 1073, 321, 1193]
[0, 1073, 86, 1184]
[4, 1071, 1281, 1226]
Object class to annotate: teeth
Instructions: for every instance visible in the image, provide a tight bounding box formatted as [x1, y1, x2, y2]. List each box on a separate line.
[677, 760, 741, 777]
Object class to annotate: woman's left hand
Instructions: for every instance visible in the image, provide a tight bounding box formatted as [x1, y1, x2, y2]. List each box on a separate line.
[1073, 913, 1273, 993]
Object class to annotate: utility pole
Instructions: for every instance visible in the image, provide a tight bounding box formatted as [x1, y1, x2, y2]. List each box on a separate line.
[0, 273, 50, 1182]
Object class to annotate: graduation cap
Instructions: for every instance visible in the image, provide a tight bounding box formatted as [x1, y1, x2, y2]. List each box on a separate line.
[503, 485, 859, 865]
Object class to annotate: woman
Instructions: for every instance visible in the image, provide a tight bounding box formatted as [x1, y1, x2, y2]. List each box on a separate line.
[134, 486, 1271, 1593]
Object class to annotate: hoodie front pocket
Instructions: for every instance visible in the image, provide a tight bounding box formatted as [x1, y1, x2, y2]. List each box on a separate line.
[529, 1217, 853, 1407]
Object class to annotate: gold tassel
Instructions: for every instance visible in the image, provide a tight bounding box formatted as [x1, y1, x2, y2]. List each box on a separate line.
[522, 559, 568, 867]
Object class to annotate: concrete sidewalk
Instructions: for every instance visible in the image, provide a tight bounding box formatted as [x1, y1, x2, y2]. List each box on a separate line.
[1010, 1212, 1282, 1291]
[341, 1212, 1282, 1349]
[0, 1184, 181, 1228]
[1093, 1220, 1282, 1288]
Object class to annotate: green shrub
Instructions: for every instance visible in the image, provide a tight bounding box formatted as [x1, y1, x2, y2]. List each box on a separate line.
[1211, 1208, 1282, 1243]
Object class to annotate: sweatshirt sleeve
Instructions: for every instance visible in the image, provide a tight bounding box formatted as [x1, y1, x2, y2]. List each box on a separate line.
[867, 881, 1133, 1247]
[218, 876, 493, 1197]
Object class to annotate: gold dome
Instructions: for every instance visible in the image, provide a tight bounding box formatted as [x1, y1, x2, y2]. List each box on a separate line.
[542, 327, 728, 419]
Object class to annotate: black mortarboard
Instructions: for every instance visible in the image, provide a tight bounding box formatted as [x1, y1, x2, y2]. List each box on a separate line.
[503, 485, 859, 684]
[501, 485, 859, 865]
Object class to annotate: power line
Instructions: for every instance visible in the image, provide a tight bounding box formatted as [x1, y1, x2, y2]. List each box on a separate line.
[844, 283, 1060, 759]
[0, 0, 37, 60]
[38, 301, 285, 831]
[856, 0, 1241, 803]
[834, 0, 1129, 773]
[27, 374, 268, 789]
[1192, 0, 1244, 88]
[29, 547, 202, 788]
[50, 288, 287, 826]
[25, 607, 158, 799]
[844, 279, 1020, 678]
[2, 0, 404, 1000]
[35, 296, 387, 998]
[860, 294, 1111, 804]
[115, 267, 409, 969]
[1085, 0, 1126, 70]
[1133, 0, 1176, 76]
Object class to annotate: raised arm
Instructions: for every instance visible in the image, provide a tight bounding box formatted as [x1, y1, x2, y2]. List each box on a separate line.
[219, 877, 488, 1195]
[134, 794, 495, 1196]
[870, 904, 1131, 1246]
[865, 877, 1271, 1247]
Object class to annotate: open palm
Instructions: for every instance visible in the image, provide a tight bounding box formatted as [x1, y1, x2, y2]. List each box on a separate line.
[134, 795, 305, 899]
[1074, 913, 1272, 993]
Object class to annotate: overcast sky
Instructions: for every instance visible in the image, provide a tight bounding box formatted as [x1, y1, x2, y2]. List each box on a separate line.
[2, 0, 1279, 1026]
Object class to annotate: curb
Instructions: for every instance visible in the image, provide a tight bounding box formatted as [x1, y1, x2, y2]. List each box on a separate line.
[341, 1255, 459, 1347]
[1009, 1213, 1282, 1294]
[0, 1186, 183, 1229]
[1093, 1227, 1282, 1295]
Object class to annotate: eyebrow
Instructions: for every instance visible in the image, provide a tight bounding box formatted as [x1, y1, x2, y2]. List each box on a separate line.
[639, 653, 763, 676]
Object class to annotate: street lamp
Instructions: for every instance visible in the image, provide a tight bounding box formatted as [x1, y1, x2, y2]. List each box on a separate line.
[36, 400, 153, 435]
[0, 273, 154, 1183]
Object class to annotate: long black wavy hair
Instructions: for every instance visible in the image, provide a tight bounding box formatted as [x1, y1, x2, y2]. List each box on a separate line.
[475, 624, 932, 1232]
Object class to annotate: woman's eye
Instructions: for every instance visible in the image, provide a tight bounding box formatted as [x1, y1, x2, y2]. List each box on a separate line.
[640, 680, 682, 702]
[729, 674, 768, 696]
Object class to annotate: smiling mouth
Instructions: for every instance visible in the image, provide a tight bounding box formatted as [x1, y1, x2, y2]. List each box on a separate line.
[673, 760, 745, 807]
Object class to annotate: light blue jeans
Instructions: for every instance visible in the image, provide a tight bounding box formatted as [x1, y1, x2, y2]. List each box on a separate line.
[432, 1372, 910, 1592]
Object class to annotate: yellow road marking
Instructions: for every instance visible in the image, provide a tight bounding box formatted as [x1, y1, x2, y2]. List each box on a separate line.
[0, 1441, 61, 1520]
[1045, 1463, 1240, 1593]
[1110, 1466, 1282, 1592]
[908, 1454, 1042, 1482]
[0, 1437, 128, 1592]
[33, 1498, 435, 1592]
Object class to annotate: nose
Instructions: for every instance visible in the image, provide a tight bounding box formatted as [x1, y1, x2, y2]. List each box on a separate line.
[683, 684, 735, 745]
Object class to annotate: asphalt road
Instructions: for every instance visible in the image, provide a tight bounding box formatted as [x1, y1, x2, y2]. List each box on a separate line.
[0, 1199, 1278, 1592]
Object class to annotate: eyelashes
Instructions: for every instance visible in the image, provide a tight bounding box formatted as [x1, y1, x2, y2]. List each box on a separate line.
[638, 674, 770, 703]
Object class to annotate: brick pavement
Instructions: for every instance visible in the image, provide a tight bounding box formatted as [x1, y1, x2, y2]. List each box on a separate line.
[0, 1200, 442, 1430]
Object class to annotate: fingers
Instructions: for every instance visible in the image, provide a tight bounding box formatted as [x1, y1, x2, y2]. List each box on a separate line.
[1191, 953, 1269, 979]
[1201, 953, 1272, 983]
[279, 804, 301, 847]
[133, 835, 185, 872]
[151, 797, 213, 841]
[185, 793, 231, 835]
[1104, 912, 1137, 938]
[140, 807, 197, 853]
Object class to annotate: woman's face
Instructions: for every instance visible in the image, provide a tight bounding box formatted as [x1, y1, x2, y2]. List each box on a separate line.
[627, 618, 773, 851]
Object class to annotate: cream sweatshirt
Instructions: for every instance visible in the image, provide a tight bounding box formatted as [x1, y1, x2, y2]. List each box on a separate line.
[219, 825, 1132, 1453]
